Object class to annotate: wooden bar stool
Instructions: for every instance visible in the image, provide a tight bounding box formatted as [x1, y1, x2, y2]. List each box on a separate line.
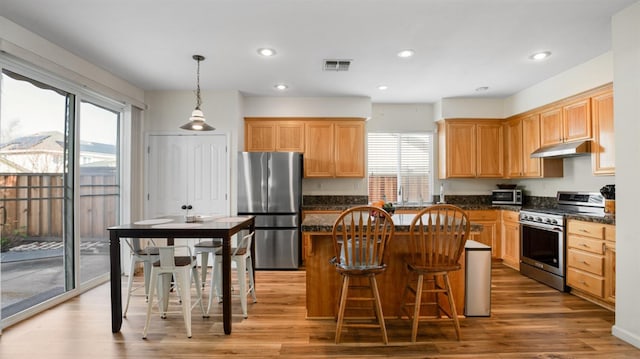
[399, 204, 470, 341]
[330, 205, 395, 344]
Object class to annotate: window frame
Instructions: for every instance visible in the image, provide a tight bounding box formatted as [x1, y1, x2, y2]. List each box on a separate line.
[367, 131, 434, 206]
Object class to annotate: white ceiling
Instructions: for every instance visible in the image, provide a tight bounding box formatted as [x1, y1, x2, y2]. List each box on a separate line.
[0, 0, 636, 103]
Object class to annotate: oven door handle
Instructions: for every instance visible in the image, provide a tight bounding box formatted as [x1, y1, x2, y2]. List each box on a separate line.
[520, 222, 564, 233]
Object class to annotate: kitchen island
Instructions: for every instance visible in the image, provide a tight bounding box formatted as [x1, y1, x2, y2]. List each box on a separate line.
[302, 213, 483, 318]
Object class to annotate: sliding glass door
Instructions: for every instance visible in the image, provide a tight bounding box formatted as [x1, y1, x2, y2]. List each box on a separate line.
[0, 65, 123, 324]
[78, 101, 119, 285]
[0, 69, 72, 319]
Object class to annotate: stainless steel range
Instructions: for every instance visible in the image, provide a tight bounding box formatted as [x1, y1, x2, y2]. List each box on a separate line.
[519, 191, 605, 291]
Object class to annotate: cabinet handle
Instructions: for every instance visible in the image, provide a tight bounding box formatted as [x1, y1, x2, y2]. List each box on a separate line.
[580, 281, 588, 286]
[581, 243, 589, 247]
[582, 260, 589, 265]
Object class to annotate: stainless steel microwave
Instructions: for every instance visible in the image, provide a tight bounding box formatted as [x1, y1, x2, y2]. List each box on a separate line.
[491, 189, 522, 205]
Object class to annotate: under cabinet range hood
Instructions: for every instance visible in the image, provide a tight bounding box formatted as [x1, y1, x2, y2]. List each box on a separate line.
[530, 140, 591, 158]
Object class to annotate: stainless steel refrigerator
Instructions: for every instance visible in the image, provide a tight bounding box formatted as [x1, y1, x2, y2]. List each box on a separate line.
[237, 152, 302, 269]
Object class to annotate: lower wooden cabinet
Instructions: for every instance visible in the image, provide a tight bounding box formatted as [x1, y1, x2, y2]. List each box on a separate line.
[501, 210, 520, 270]
[566, 219, 615, 310]
[467, 210, 500, 258]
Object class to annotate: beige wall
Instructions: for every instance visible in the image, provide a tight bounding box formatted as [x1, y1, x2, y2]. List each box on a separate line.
[144, 90, 244, 214]
[611, 1, 640, 348]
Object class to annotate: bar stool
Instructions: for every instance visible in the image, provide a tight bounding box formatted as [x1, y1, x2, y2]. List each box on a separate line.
[193, 238, 222, 289]
[123, 239, 159, 318]
[330, 205, 395, 344]
[399, 204, 470, 341]
[142, 245, 206, 339]
[210, 231, 256, 318]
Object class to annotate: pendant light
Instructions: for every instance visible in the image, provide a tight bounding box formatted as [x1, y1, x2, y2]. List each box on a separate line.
[180, 54, 214, 131]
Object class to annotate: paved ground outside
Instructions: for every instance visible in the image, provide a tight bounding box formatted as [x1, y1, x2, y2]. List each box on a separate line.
[1, 237, 110, 319]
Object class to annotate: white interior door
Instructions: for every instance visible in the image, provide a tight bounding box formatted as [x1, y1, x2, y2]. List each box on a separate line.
[146, 134, 228, 218]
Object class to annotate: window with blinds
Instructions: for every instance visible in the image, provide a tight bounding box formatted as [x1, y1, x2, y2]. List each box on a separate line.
[368, 133, 433, 204]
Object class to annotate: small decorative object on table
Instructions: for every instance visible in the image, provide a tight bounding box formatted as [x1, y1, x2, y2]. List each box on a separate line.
[370, 200, 395, 217]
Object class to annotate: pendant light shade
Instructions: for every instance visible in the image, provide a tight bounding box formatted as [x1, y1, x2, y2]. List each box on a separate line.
[180, 55, 214, 131]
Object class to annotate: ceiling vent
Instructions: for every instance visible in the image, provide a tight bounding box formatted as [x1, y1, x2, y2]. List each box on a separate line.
[323, 59, 352, 71]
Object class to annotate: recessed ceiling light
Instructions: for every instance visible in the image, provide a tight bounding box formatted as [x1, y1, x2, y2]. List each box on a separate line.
[475, 86, 489, 92]
[397, 49, 415, 58]
[377, 85, 389, 91]
[274, 84, 288, 91]
[258, 48, 277, 57]
[530, 51, 551, 61]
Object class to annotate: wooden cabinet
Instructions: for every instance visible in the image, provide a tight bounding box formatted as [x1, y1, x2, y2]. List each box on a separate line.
[304, 121, 335, 177]
[438, 119, 503, 179]
[245, 118, 365, 178]
[467, 210, 500, 258]
[500, 210, 520, 270]
[245, 118, 305, 152]
[334, 121, 365, 177]
[505, 114, 562, 178]
[304, 119, 365, 178]
[591, 89, 615, 175]
[604, 240, 616, 304]
[540, 99, 591, 147]
[566, 219, 615, 310]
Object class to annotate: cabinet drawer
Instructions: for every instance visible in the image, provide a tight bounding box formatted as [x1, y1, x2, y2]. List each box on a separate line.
[468, 210, 499, 221]
[567, 235, 604, 255]
[567, 249, 604, 276]
[567, 268, 604, 297]
[567, 220, 604, 240]
[502, 210, 519, 223]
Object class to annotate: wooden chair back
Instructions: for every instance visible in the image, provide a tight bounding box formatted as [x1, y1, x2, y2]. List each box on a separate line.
[408, 204, 470, 270]
[331, 205, 395, 270]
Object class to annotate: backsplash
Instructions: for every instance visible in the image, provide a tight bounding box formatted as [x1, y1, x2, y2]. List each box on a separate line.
[523, 196, 557, 208]
[302, 195, 368, 207]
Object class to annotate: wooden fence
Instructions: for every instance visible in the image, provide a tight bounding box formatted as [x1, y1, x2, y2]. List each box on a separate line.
[0, 171, 118, 239]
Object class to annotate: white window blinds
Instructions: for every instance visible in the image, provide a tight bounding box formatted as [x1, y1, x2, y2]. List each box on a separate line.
[368, 133, 433, 204]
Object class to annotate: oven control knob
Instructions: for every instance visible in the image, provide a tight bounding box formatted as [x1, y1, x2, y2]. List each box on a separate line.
[534, 216, 542, 222]
[549, 219, 557, 225]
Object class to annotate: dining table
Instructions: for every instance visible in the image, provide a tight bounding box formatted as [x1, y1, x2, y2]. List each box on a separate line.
[108, 215, 256, 335]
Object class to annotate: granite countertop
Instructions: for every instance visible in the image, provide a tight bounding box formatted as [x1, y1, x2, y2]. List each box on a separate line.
[301, 213, 484, 233]
[302, 204, 615, 226]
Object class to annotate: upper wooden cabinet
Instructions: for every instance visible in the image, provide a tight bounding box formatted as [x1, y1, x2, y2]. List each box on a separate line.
[304, 119, 365, 178]
[245, 118, 305, 152]
[438, 119, 503, 179]
[504, 114, 563, 178]
[591, 89, 615, 175]
[540, 99, 591, 147]
[304, 121, 335, 177]
[245, 118, 365, 178]
[334, 121, 365, 177]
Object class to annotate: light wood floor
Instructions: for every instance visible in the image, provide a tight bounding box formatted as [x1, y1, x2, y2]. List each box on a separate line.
[1, 263, 639, 358]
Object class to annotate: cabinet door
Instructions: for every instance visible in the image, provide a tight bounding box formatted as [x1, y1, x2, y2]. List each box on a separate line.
[275, 121, 305, 152]
[591, 91, 615, 175]
[522, 114, 543, 177]
[468, 210, 499, 257]
[502, 221, 520, 270]
[604, 241, 616, 303]
[563, 99, 591, 142]
[505, 118, 523, 178]
[334, 121, 365, 177]
[540, 108, 563, 147]
[245, 120, 276, 152]
[446, 122, 476, 177]
[476, 121, 503, 177]
[304, 121, 335, 177]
